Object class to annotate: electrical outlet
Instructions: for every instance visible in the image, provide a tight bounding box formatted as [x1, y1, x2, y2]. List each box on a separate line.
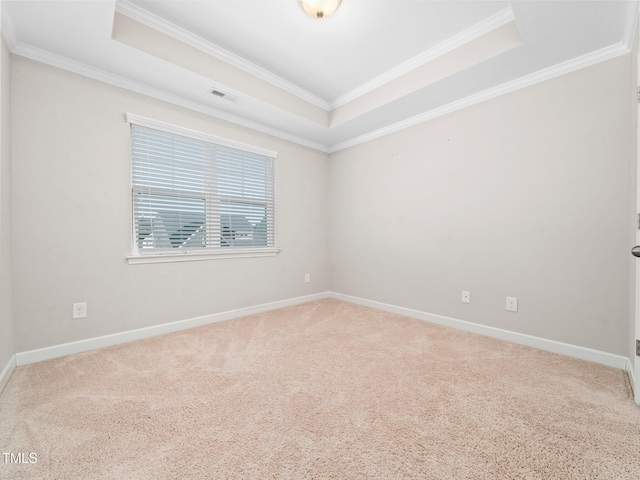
[73, 302, 87, 319]
[506, 296, 518, 312]
[304, 273, 310, 284]
[462, 291, 470, 303]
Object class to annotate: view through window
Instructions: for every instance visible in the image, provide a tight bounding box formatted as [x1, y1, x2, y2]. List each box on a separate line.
[130, 121, 276, 255]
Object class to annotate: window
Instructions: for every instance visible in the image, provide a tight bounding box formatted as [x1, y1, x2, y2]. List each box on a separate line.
[127, 114, 277, 263]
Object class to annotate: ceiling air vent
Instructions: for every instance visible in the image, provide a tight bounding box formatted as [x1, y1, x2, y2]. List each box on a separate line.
[209, 88, 237, 101]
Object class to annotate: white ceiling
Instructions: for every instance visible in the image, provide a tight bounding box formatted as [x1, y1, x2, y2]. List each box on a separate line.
[129, 0, 511, 102]
[2, 0, 638, 152]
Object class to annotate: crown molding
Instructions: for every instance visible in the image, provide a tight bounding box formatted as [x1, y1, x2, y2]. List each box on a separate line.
[114, 0, 331, 111]
[113, 1, 518, 114]
[9, 37, 630, 155]
[4, 7, 631, 158]
[10, 42, 330, 153]
[328, 7, 516, 110]
[329, 41, 630, 153]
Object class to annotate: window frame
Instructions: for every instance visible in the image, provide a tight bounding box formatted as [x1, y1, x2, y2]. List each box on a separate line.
[126, 113, 279, 265]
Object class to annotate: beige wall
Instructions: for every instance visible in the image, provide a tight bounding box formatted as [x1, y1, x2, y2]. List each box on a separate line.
[11, 56, 329, 352]
[7, 50, 637, 359]
[0, 37, 13, 369]
[329, 55, 634, 355]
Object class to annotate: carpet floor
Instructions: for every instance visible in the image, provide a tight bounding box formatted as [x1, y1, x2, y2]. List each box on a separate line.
[1, 299, 639, 479]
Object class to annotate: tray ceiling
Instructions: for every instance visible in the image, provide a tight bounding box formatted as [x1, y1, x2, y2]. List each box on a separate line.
[3, 1, 637, 152]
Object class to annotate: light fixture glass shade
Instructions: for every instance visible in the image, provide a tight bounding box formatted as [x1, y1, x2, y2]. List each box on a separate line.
[301, 0, 342, 19]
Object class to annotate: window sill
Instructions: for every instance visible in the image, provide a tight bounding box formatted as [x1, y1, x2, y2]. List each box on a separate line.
[127, 248, 280, 265]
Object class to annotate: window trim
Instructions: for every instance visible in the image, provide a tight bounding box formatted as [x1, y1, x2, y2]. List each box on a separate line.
[126, 248, 280, 265]
[126, 113, 279, 264]
[126, 113, 278, 158]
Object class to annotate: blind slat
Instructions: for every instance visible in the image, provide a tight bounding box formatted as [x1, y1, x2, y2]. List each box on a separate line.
[131, 124, 275, 253]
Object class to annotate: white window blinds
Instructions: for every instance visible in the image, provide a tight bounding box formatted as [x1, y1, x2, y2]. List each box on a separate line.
[130, 119, 276, 256]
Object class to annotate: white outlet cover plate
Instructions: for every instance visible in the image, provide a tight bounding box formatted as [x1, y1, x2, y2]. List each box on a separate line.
[462, 291, 470, 303]
[73, 302, 87, 319]
[506, 296, 518, 312]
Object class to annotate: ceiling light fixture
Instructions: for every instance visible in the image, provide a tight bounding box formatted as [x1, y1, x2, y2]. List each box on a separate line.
[300, 0, 342, 19]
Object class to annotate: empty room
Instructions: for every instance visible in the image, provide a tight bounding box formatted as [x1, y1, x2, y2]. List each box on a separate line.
[1, 0, 640, 478]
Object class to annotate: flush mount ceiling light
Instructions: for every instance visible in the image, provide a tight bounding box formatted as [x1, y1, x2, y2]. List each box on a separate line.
[300, 0, 342, 19]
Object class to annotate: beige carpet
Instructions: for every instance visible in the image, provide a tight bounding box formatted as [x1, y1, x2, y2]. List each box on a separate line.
[1, 299, 639, 479]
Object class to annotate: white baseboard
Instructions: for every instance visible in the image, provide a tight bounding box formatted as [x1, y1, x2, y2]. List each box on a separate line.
[15, 292, 331, 366]
[627, 358, 640, 405]
[329, 292, 628, 370]
[12, 290, 630, 374]
[0, 354, 16, 394]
